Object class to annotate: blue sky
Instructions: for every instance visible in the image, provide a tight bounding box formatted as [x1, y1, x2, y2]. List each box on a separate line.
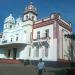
[0, 0, 75, 32]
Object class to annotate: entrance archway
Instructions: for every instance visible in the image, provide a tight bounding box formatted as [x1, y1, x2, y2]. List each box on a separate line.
[13, 48, 17, 59]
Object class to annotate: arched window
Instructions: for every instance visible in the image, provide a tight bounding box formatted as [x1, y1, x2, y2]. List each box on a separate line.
[5, 25, 7, 28]
[10, 35, 14, 42]
[45, 47, 48, 57]
[10, 25, 12, 28]
[26, 15, 28, 20]
[32, 16, 34, 20]
[16, 37, 18, 41]
[45, 29, 49, 38]
[45, 43, 49, 57]
[35, 46, 39, 57]
[37, 31, 40, 39]
[16, 34, 18, 41]
[29, 47, 31, 56]
[11, 38, 12, 42]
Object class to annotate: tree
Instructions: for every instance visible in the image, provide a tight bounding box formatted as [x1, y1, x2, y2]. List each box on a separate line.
[64, 33, 75, 61]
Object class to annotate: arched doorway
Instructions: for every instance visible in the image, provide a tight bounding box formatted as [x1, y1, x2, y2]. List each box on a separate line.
[13, 48, 17, 59]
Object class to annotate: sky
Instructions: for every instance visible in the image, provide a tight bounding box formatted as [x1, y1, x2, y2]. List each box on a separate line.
[0, 0, 75, 32]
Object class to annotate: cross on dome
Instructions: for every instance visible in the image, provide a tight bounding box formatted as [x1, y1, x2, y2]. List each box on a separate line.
[24, 2, 37, 15]
[9, 14, 12, 17]
[28, 2, 34, 10]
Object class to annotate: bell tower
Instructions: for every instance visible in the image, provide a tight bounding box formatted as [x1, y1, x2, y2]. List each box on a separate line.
[23, 2, 37, 21]
[4, 14, 15, 32]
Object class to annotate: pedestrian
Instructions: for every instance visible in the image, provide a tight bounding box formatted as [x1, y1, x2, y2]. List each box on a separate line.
[37, 58, 45, 75]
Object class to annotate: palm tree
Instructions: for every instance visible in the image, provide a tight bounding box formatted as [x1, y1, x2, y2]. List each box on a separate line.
[64, 33, 75, 61]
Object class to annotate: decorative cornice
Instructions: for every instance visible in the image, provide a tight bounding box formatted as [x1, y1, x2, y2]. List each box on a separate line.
[24, 11, 37, 15]
[33, 19, 54, 29]
[33, 18, 72, 32]
[57, 19, 72, 32]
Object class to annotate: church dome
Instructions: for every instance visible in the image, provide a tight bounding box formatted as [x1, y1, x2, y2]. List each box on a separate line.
[4, 14, 15, 24]
[16, 17, 22, 24]
[24, 2, 37, 15]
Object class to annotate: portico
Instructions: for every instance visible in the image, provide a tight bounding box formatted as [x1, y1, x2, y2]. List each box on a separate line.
[0, 43, 26, 59]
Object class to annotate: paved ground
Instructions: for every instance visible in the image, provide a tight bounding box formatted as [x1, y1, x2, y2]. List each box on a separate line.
[0, 63, 46, 75]
[0, 63, 68, 75]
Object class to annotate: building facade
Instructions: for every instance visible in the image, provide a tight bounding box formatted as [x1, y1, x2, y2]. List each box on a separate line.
[0, 2, 72, 61]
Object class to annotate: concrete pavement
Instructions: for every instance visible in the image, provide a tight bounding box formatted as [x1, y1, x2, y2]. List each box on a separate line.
[0, 63, 67, 75]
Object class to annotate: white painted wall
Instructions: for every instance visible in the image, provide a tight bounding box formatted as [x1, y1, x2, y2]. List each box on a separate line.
[58, 25, 71, 60]
[32, 24, 58, 61]
[0, 11, 71, 61]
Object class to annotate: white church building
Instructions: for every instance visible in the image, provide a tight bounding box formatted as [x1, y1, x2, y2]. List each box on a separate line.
[0, 2, 72, 61]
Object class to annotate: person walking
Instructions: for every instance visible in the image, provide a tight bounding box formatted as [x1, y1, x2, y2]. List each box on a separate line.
[37, 58, 45, 75]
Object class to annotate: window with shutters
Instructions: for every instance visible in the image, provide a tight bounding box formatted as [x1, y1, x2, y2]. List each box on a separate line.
[45, 47, 48, 57]
[36, 46, 39, 57]
[37, 31, 40, 39]
[45, 29, 49, 38]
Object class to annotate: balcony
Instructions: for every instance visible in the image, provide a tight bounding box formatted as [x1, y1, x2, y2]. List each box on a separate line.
[0, 39, 28, 49]
[0, 39, 31, 45]
[33, 37, 50, 47]
[33, 37, 50, 43]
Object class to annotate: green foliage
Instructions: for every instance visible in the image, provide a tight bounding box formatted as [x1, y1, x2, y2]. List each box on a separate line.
[64, 33, 75, 61]
[64, 34, 75, 40]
